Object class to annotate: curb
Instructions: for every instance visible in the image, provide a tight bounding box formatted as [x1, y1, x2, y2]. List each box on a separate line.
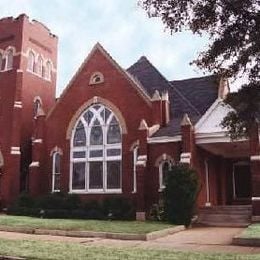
[0, 256, 25, 260]
[233, 236, 260, 247]
[0, 225, 185, 241]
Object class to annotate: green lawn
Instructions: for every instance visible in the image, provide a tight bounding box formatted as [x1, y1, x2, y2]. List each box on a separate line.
[0, 238, 259, 260]
[0, 215, 174, 234]
[241, 224, 260, 238]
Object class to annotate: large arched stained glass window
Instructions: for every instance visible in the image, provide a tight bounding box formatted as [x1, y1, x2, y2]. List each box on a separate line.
[70, 104, 122, 193]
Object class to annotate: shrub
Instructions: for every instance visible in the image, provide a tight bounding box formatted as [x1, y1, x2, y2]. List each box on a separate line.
[84, 200, 104, 220]
[163, 164, 199, 227]
[35, 193, 64, 210]
[62, 194, 81, 210]
[148, 202, 165, 221]
[14, 192, 35, 208]
[8, 193, 135, 221]
[7, 206, 40, 217]
[102, 197, 135, 220]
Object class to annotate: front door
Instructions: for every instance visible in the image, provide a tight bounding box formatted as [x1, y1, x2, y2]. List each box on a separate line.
[232, 162, 251, 203]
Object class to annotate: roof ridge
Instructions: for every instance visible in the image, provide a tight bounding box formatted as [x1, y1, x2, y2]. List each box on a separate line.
[127, 55, 170, 86]
[171, 74, 217, 83]
[169, 82, 202, 116]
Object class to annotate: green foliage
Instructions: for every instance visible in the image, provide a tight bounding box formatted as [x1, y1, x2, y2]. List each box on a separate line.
[148, 202, 165, 221]
[13, 192, 35, 208]
[84, 200, 104, 220]
[163, 165, 199, 227]
[8, 193, 135, 220]
[1, 237, 257, 260]
[140, 0, 260, 138]
[221, 82, 260, 139]
[102, 197, 135, 220]
[140, 0, 260, 82]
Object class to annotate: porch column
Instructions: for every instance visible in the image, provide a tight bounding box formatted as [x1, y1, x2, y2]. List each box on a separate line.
[204, 159, 211, 207]
[250, 123, 260, 221]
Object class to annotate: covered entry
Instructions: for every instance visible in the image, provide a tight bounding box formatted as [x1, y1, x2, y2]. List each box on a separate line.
[195, 99, 252, 206]
[232, 162, 251, 203]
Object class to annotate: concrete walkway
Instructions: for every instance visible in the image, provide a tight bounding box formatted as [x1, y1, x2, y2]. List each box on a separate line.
[0, 227, 260, 254]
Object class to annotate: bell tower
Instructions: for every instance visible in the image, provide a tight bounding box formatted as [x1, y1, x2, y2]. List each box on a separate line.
[0, 14, 58, 206]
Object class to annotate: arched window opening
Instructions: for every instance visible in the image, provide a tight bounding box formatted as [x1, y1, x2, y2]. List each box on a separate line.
[71, 104, 122, 193]
[159, 160, 172, 190]
[38, 56, 44, 77]
[28, 51, 35, 72]
[89, 72, 104, 85]
[45, 61, 51, 80]
[52, 152, 61, 192]
[5, 49, 13, 70]
[0, 53, 3, 71]
[33, 98, 42, 118]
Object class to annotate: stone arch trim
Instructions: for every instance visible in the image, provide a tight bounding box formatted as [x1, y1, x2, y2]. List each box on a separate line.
[66, 96, 128, 140]
[155, 153, 174, 167]
[0, 149, 4, 167]
[50, 146, 63, 156]
[129, 140, 140, 152]
[5, 46, 16, 56]
[33, 96, 43, 104]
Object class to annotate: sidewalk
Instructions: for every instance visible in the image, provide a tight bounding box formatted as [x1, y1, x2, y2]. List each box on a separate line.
[1, 227, 260, 254]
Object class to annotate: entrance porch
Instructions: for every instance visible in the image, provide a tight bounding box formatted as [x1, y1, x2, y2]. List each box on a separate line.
[196, 136, 251, 207]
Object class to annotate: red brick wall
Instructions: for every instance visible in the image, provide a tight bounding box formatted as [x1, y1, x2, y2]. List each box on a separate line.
[41, 46, 153, 203]
[0, 14, 57, 205]
[146, 142, 181, 209]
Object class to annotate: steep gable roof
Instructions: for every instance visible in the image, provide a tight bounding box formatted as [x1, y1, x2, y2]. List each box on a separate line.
[195, 98, 233, 134]
[171, 75, 219, 115]
[47, 43, 152, 119]
[127, 56, 201, 117]
[127, 56, 170, 96]
[127, 56, 219, 137]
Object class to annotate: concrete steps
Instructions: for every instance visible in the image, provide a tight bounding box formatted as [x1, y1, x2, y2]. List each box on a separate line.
[197, 205, 252, 227]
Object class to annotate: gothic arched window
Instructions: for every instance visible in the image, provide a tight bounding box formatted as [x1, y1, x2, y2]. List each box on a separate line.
[38, 56, 44, 77]
[33, 98, 42, 118]
[5, 48, 14, 70]
[52, 151, 61, 192]
[159, 160, 172, 190]
[45, 61, 52, 80]
[71, 104, 122, 193]
[28, 51, 35, 72]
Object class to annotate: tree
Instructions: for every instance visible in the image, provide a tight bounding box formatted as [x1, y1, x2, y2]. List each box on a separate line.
[139, 0, 260, 138]
[163, 165, 199, 227]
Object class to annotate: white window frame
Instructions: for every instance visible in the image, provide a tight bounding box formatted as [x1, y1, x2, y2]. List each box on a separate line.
[33, 97, 42, 118]
[0, 52, 3, 72]
[38, 55, 44, 77]
[159, 160, 172, 191]
[27, 50, 36, 72]
[5, 48, 13, 71]
[70, 104, 122, 194]
[132, 146, 138, 193]
[45, 60, 52, 81]
[52, 151, 61, 192]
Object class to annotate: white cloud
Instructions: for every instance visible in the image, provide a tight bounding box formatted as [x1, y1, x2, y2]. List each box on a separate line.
[0, 0, 211, 95]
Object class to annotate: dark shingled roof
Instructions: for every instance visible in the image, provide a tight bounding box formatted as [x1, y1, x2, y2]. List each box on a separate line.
[171, 75, 219, 115]
[127, 56, 170, 96]
[127, 57, 219, 137]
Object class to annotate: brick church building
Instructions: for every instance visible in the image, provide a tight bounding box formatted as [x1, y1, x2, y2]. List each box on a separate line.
[0, 14, 259, 222]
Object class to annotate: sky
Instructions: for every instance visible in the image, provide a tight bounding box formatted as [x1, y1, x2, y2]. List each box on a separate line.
[0, 0, 213, 96]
